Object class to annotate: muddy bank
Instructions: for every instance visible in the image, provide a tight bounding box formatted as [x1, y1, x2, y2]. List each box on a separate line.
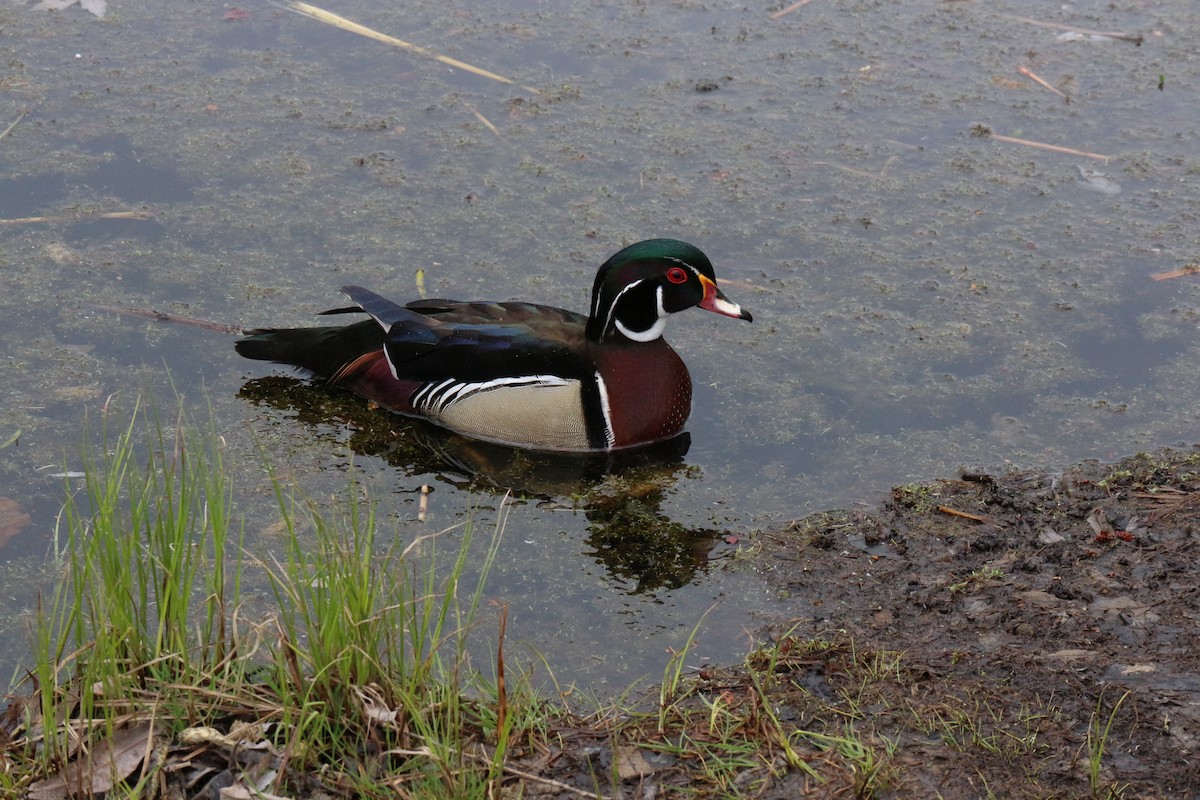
[757, 446, 1200, 796]
[526, 446, 1200, 798]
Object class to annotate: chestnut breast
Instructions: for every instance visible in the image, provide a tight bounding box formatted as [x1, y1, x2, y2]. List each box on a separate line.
[591, 339, 692, 449]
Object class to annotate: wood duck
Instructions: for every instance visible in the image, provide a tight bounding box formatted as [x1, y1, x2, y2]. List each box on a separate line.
[236, 238, 752, 452]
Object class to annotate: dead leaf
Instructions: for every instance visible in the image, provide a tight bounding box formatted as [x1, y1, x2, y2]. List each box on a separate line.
[178, 726, 236, 749]
[356, 684, 400, 725]
[615, 746, 655, 779]
[218, 782, 290, 800]
[1017, 590, 1061, 609]
[1119, 663, 1158, 675]
[0, 499, 31, 550]
[1090, 595, 1143, 613]
[28, 722, 156, 799]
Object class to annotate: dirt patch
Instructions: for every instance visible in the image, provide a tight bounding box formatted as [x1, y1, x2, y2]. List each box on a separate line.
[520, 447, 1200, 798]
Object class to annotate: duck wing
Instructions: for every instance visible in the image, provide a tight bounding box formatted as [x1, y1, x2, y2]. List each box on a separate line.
[341, 286, 593, 383]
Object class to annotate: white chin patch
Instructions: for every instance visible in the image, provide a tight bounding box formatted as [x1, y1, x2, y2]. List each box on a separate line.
[616, 316, 666, 342]
[613, 283, 668, 342]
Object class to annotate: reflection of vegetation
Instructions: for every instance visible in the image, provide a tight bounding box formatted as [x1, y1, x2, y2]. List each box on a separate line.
[583, 473, 720, 592]
[240, 375, 721, 592]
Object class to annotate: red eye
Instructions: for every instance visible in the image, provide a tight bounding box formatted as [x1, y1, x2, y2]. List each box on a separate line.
[666, 266, 688, 284]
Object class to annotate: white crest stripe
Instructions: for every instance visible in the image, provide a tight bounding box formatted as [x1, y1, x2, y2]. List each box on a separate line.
[601, 278, 644, 339]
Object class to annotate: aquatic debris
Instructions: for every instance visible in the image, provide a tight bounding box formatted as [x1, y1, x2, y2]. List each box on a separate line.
[0, 210, 152, 227]
[999, 13, 1143, 44]
[1016, 65, 1066, 99]
[0, 499, 31, 550]
[1150, 263, 1200, 282]
[1075, 165, 1121, 196]
[465, 102, 501, 137]
[972, 125, 1113, 162]
[285, 1, 540, 95]
[769, 0, 815, 20]
[88, 303, 244, 335]
[1056, 31, 1127, 44]
[418, 483, 431, 521]
[29, 0, 106, 18]
[0, 111, 26, 143]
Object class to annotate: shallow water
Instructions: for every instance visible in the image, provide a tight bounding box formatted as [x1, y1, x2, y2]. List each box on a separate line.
[1, 1, 1198, 693]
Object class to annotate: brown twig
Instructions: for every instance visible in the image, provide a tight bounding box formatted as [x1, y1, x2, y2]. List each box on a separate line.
[498, 764, 605, 799]
[877, 154, 899, 180]
[88, 303, 243, 335]
[937, 506, 991, 524]
[1150, 264, 1200, 281]
[288, 1, 540, 94]
[0, 210, 153, 226]
[0, 111, 27, 143]
[465, 103, 501, 137]
[770, 0, 815, 20]
[983, 130, 1113, 162]
[1134, 488, 1200, 524]
[418, 484, 430, 521]
[814, 161, 876, 179]
[1016, 65, 1066, 98]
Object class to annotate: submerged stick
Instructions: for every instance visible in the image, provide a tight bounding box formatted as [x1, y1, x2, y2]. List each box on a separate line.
[770, 0, 815, 20]
[0, 110, 27, 143]
[1016, 65, 1066, 98]
[465, 103, 501, 137]
[1150, 264, 1200, 281]
[877, 154, 899, 180]
[88, 303, 244, 335]
[418, 484, 430, 521]
[815, 161, 876, 179]
[983, 130, 1112, 162]
[998, 14, 1143, 44]
[288, 1, 539, 94]
[0, 210, 153, 226]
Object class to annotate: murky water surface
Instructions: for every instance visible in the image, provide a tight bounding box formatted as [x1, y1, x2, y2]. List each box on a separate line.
[2, 1, 1199, 693]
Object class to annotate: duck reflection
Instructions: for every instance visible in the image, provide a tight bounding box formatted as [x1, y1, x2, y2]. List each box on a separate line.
[238, 376, 722, 592]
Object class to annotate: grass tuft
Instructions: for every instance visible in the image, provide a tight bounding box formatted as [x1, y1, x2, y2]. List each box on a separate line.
[7, 400, 534, 799]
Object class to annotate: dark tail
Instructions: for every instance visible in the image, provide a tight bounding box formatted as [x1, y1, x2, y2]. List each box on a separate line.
[235, 319, 384, 379]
